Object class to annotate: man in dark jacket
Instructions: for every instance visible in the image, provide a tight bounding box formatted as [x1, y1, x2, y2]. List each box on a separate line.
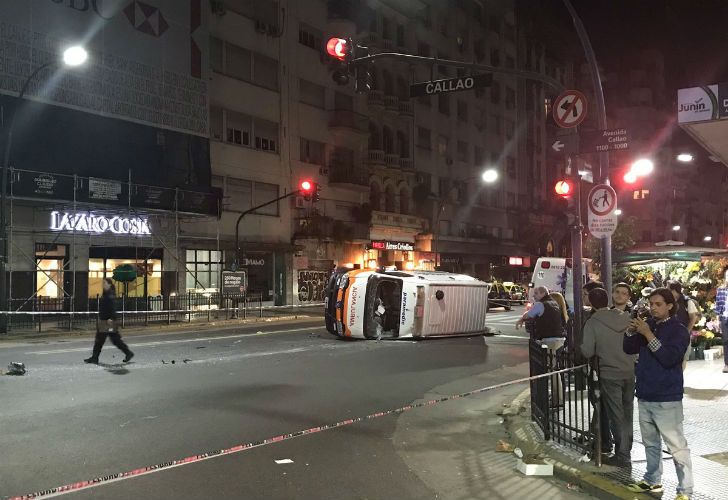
[624, 288, 692, 498]
[84, 278, 134, 364]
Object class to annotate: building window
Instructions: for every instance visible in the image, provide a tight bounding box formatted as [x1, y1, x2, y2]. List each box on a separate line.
[507, 157, 516, 179]
[298, 23, 322, 51]
[396, 24, 405, 47]
[299, 79, 325, 108]
[417, 126, 431, 149]
[438, 52, 449, 76]
[254, 117, 278, 152]
[417, 41, 430, 56]
[210, 107, 278, 153]
[457, 100, 468, 121]
[210, 37, 279, 91]
[253, 181, 279, 215]
[490, 48, 500, 67]
[505, 87, 516, 110]
[505, 120, 515, 139]
[474, 146, 484, 166]
[225, 109, 252, 146]
[457, 140, 469, 162]
[438, 93, 450, 115]
[491, 82, 501, 104]
[633, 189, 650, 200]
[300, 138, 326, 166]
[185, 250, 222, 291]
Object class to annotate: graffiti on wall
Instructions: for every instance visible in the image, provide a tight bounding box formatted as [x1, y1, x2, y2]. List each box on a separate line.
[297, 270, 328, 302]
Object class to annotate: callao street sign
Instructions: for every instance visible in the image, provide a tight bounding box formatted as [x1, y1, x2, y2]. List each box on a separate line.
[552, 90, 588, 128]
[409, 73, 493, 97]
[580, 128, 630, 153]
[587, 184, 618, 238]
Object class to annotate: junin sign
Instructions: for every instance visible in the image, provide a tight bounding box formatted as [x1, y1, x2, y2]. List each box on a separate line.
[50, 211, 151, 235]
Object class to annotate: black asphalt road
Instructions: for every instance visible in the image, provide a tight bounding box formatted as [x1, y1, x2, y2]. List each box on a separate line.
[1, 308, 529, 499]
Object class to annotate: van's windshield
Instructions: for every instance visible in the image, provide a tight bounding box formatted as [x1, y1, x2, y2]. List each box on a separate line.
[363, 275, 403, 339]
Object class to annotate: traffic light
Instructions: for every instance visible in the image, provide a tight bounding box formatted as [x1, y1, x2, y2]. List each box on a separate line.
[300, 180, 314, 201]
[313, 183, 321, 202]
[554, 179, 574, 199]
[326, 37, 352, 85]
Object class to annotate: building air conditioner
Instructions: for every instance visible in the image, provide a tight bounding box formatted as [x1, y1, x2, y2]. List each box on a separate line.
[294, 196, 305, 209]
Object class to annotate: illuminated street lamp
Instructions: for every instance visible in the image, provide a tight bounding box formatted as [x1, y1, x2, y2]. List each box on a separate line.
[481, 168, 499, 184]
[1, 45, 89, 332]
[614, 209, 623, 216]
[631, 158, 654, 177]
[676, 153, 693, 163]
[672, 225, 681, 231]
[704, 235, 712, 242]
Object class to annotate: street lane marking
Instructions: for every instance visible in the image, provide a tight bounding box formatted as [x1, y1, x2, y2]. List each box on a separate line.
[25, 326, 321, 355]
[8, 362, 586, 499]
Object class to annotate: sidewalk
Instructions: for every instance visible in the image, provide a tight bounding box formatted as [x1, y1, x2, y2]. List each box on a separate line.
[504, 359, 728, 500]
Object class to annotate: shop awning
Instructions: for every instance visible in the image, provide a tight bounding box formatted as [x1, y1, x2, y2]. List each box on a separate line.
[677, 83, 728, 167]
[615, 244, 728, 265]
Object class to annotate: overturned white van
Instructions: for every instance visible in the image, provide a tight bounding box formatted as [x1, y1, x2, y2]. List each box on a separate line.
[324, 269, 490, 339]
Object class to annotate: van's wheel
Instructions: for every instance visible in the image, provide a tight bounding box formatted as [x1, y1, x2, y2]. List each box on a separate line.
[505, 304, 512, 311]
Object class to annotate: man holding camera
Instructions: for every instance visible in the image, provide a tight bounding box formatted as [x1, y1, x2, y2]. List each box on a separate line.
[624, 287, 692, 500]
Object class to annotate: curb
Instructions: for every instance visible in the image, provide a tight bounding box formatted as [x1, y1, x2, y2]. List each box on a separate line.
[503, 389, 639, 500]
[0, 315, 324, 342]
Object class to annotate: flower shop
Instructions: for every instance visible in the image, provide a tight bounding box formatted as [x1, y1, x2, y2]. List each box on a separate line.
[614, 245, 728, 362]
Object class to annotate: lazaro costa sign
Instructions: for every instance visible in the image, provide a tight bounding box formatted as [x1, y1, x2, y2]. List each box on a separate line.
[50, 211, 151, 235]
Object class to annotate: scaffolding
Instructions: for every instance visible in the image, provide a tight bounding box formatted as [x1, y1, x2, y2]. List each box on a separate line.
[6, 167, 221, 320]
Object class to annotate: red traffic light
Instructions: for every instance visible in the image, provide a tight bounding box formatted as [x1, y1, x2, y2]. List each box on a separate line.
[554, 180, 573, 197]
[326, 37, 349, 61]
[623, 171, 638, 184]
[300, 180, 313, 192]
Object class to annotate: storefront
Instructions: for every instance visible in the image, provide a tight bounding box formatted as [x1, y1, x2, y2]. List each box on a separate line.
[366, 240, 416, 270]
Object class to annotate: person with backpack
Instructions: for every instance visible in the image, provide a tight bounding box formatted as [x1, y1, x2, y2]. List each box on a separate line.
[666, 281, 700, 371]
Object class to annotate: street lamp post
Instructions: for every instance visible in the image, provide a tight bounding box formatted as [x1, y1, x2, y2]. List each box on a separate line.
[0, 46, 87, 332]
[431, 169, 498, 271]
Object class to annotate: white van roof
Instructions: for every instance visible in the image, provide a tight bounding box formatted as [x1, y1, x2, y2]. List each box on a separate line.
[379, 270, 483, 283]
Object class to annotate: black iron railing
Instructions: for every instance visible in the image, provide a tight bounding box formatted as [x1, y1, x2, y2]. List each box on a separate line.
[529, 338, 602, 463]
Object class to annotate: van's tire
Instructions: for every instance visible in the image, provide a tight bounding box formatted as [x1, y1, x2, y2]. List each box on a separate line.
[505, 305, 512, 311]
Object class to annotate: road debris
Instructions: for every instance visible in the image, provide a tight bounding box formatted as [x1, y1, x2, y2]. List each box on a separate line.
[495, 439, 514, 452]
[6, 362, 26, 375]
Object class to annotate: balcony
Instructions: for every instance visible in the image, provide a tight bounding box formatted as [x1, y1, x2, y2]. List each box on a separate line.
[382, 38, 395, 51]
[385, 153, 400, 169]
[294, 215, 369, 241]
[328, 109, 368, 134]
[364, 32, 382, 49]
[368, 90, 384, 109]
[399, 157, 414, 171]
[329, 163, 369, 188]
[372, 210, 427, 231]
[398, 100, 414, 117]
[367, 149, 385, 166]
[384, 94, 399, 113]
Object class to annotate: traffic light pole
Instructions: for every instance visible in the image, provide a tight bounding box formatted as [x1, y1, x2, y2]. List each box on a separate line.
[570, 169, 584, 350]
[562, 0, 612, 296]
[234, 189, 301, 267]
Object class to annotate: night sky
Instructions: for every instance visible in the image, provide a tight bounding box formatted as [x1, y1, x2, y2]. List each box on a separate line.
[570, 0, 728, 87]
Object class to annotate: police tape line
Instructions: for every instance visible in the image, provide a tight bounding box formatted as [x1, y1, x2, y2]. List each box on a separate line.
[1, 303, 325, 316]
[9, 363, 588, 499]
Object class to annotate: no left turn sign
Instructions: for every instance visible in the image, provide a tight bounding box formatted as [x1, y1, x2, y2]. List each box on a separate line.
[553, 90, 588, 128]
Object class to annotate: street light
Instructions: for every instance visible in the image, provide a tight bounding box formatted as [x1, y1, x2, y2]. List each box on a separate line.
[704, 236, 712, 242]
[481, 168, 498, 184]
[676, 153, 693, 163]
[0, 45, 88, 332]
[614, 209, 623, 216]
[631, 158, 654, 177]
[672, 225, 681, 231]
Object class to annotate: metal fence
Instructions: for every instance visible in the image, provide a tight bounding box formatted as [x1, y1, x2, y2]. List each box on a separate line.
[529, 338, 602, 464]
[3, 293, 324, 333]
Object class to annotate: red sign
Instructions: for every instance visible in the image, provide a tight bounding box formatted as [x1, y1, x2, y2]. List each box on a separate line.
[508, 257, 523, 266]
[371, 241, 386, 250]
[553, 90, 588, 128]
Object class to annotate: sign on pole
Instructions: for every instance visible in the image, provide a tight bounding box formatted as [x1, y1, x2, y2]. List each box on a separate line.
[222, 271, 247, 294]
[587, 184, 618, 238]
[410, 74, 492, 97]
[580, 128, 630, 153]
[553, 90, 588, 128]
[550, 134, 578, 155]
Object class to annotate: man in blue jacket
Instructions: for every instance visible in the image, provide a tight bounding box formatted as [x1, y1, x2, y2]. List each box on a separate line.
[624, 288, 692, 500]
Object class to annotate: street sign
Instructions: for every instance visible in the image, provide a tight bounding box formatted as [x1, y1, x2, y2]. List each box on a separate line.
[222, 271, 247, 294]
[550, 134, 578, 155]
[409, 74, 492, 98]
[580, 128, 630, 153]
[553, 90, 588, 128]
[587, 184, 618, 238]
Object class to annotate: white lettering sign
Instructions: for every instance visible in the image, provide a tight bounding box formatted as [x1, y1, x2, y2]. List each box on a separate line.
[50, 212, 151, 236]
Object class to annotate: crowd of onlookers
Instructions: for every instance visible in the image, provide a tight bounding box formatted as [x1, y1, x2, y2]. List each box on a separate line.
[515, 267, 728, 500]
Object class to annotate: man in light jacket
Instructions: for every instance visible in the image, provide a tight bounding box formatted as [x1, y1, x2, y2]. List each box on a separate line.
[581, 287, 634, 466]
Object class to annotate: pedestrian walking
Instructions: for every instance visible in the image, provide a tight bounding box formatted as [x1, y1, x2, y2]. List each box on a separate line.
[712, 266, 728, 374]
[580, 287, 634, 467]
[624, 287, 692, 499]
[582, 280, 605, 326]
[517, 286, 566, 405]
[84, 278, 134, 364]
